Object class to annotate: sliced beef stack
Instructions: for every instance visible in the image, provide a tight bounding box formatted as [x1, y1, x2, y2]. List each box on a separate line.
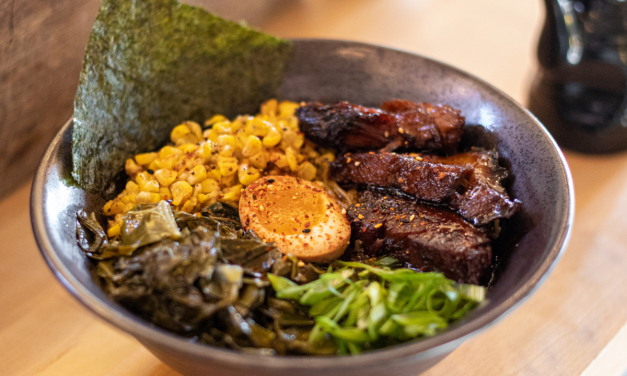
[297, 99, 521, 285]
[329, 151, 521, 226]
[345, 190, 492, 285]
[296, 100, 465, 154]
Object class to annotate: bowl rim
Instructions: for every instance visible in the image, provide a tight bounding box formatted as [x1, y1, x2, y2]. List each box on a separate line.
[30, 38, 575, 370]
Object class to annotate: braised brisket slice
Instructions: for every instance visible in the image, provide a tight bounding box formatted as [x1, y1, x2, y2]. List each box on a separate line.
[345, 191, 492, 285]
[329, 153, 473, 203]
[424, 151, 522, 226]
[296, 100, 464, 154]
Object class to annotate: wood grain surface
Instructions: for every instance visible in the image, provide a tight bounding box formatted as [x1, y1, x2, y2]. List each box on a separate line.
[3, 0, 627, 375]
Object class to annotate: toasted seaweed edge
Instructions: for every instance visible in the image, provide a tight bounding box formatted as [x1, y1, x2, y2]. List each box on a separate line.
[72, 0, 292, 197]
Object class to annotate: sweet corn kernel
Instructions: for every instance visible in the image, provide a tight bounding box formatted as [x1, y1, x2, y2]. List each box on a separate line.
[270, 152, 289, 169]
[171, 124, 191, 142]
[230, 116, 247, 132]
[126, 181, 140, 193]
[181, 197, 197, 213]
[142, 179, 160, 193]
[246, 117, 270, 137]
[178, 143, 198, 154]
[104, 201, 125, 216]
[317, 152, 335, 163]
[200, 190, 219, 204]
[206, 129, 220, 143]
[107, 224, 121, 238]
[212, 121, 232, 135]
[218, 156, 239, 176]
[136, 172, 152, 189]
[170, 181, 193, 206]
[198, 142, 213, 159]
[155, 155, 176, 170]
[176, 133, 200, 146]
[103, 200, 113, 214]
[282, 130, 304, 150]
[136, 191, 161, 204]
[205, 114, 227, 127]
[185, 121, 203, 140]
[297, 161, 317, 181]
[135, 152, 158, 166]
[261, 99, 278, 117]
[285, 147, 298, 171]
[193, 183, 202, 198]
[148, 160, 160, 172]
[178, 171, 190, 182]
[124, 203, 136, 212]
[121, 194, 134, 204]
[135, 191, 151, 204]
[187, 165, 208, 185]
[198, 193, 211, 204]
[220, 184, 243, 202]
[286, 117, 299, 131]
[125, 159, 142, 175]
[159, 146, 183, 159]
[219, 145, 234, 158]
[209, 168, 222, 181]
[217, 135, 238, 149]
[154, 169, 177, 187]
[200, 178, 220, 193]
[242, 135, 263, 157]
[262, 128, 282, 147]
[249, 151, 268, 169]
[278, 101, 300, 117]
[297, 153, 305, 163]
[238, 164, 260, 186]
[185, 157, 203, 171]
[159, 187, 172, 200]
[221, 173, 237, 188]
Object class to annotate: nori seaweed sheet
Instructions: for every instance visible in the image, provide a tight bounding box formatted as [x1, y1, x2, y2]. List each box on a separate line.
[72, 0, 292, 196]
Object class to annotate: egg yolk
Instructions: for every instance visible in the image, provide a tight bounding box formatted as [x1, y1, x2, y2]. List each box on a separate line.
[255, 184, 326, 235]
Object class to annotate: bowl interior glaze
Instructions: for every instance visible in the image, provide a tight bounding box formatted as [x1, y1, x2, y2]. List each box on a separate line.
[31, 39, 574, 376]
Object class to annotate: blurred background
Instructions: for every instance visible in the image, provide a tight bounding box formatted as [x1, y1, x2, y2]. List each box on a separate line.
[0, 0, 542, 200]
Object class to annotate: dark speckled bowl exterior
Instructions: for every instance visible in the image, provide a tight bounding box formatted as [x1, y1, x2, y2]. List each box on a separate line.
[31, 39, 574, 376]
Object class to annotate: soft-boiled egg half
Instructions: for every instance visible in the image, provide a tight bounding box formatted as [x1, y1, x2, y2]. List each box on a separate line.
[239, 175, 351, 262]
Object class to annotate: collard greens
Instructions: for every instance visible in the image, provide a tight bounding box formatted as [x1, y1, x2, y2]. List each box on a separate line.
[72, 0, 292, 196]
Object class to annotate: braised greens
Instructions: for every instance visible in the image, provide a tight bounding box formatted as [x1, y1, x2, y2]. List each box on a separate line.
[76, 202, 485, 355]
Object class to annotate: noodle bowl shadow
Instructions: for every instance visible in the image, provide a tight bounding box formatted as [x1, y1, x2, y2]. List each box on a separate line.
[31, 39, 574, 376]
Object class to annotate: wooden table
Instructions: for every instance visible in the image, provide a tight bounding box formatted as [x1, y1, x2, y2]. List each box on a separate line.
[3, 1, 627, 375]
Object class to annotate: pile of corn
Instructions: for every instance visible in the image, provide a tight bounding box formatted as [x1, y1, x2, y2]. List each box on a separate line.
[103, 99, 335, 237]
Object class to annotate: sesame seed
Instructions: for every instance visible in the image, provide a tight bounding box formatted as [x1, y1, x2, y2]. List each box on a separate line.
[267, 179, 275, 183]
[410, 215, 415, 221]
[398, 128, 404, 134]
[346, 157, 352, 163]
[355, 204, 360, 207]
[398, 178, 404, 183]
[147, 169, 154, 174]
[302, 228, 311, 233]
[297, 261, 305, 267]
[358, 214, 364, 219]
[383, 196, 387, 199]
[354, 161, 360, 166]
[341, 208, 346, 214]
[374, 223, 383, 228]
[384, 131, 389, 138]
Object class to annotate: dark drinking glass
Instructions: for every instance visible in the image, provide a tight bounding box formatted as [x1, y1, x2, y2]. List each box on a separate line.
[528, 0, 627, 153]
